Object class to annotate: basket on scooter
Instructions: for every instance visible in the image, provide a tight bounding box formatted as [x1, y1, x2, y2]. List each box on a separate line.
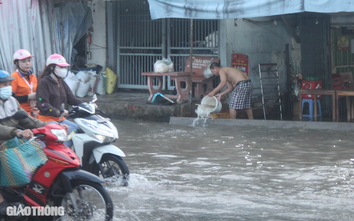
[0, 138, 47, 186]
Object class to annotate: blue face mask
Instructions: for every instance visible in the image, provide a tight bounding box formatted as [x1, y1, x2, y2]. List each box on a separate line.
[0, 86, 12, 100]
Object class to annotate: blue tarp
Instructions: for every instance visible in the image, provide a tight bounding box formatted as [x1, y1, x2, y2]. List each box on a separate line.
[147, 0, 354, 20]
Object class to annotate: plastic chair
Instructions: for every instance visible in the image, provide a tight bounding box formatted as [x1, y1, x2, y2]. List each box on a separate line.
[302, 98, 322, 120]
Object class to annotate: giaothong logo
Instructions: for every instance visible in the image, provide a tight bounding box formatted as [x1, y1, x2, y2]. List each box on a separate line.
[7, 205, 65, 217]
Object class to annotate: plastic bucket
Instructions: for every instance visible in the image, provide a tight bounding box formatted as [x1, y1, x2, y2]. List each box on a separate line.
[200, 96, 222, 113]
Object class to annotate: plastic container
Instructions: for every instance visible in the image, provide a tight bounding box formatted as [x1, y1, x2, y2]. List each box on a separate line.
[200, 96, 222, 113]
[301, 80, 322, 99]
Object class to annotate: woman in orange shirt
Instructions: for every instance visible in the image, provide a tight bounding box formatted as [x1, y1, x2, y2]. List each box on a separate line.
[11, 49, 38, 117]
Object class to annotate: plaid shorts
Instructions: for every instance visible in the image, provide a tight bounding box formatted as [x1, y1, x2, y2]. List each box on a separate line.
[229, 80, 253, 110]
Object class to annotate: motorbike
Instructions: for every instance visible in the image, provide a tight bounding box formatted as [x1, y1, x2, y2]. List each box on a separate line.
[0, 110, 113, 221]
[65, 95, 129, 186]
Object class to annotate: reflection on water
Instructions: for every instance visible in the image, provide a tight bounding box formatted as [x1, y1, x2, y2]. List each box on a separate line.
[109, 119, 354, 220]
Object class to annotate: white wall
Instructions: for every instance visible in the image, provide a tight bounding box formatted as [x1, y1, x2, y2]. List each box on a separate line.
[87, 0, 106, 70]
[220, 18, 300, 94]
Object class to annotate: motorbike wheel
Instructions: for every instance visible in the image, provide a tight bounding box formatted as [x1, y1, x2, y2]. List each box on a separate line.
[56, 180, 113, 221]
[92, 154, 130, 187]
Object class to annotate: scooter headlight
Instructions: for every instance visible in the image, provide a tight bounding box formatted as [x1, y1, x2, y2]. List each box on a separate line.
[94, 134, 115, 143]
[51, 129, 68, 142]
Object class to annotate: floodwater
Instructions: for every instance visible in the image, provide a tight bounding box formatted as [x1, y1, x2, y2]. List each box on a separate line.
[108, 118, 354, 221]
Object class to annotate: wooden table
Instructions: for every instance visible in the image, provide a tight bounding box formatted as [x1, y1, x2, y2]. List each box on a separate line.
[335, 90, 354, 122]
[141, 72, 191, 104]
[298, 90, 336, 121]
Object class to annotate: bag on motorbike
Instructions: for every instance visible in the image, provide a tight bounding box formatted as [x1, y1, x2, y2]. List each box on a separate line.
[0, 138, 47, 186]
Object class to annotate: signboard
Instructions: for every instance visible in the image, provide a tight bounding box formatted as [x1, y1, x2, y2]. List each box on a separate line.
[184, 56, 220, 77]
[185, 56, 217, 71]
[232, 53, 249, 76]
[337, 35, 349, 51]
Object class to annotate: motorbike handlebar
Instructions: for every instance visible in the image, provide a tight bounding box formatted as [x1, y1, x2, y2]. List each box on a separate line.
[67, 111, 76, 117]
[66, 104, 105, 117]
[17, 131, 45, 140]
[59, 113, 65, 123]
[16, 125, 28, 139]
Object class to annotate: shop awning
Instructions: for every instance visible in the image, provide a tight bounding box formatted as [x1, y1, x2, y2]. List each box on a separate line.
[147, 0, 354, 20]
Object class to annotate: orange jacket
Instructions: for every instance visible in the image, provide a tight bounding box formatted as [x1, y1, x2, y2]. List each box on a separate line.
[11, 70, 38, 113]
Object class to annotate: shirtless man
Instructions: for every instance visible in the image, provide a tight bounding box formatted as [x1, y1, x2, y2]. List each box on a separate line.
[208, 62, 253, 119]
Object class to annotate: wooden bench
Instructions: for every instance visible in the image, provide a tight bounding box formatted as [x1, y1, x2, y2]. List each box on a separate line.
[141, 72, 191, 104]
[141, 56, 220, 104]
[185, 56, 220, 99]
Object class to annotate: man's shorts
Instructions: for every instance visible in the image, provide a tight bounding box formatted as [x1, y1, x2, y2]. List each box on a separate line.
[229, 80, 253, 110]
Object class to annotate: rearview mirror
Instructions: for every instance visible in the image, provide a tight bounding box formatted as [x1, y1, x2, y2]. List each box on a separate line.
[59, 104, 65, 123]
[92, 94, 97, 103]
[13, 110, 28, 120]
[60, 103, 65, 113]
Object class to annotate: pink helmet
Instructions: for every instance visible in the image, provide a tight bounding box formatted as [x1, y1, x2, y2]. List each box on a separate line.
[46, 53, 70, 67]
[13, 49, 33, 63]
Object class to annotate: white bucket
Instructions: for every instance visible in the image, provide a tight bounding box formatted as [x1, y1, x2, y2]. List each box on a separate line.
[200, 96, 222, 113]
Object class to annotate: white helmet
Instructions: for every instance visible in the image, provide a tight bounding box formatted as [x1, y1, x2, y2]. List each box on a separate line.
[46, 54, 70, 67]
[13, 49, 33, 63]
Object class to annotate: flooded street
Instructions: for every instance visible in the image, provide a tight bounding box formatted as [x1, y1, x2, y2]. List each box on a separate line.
[108, 118, 354, 220]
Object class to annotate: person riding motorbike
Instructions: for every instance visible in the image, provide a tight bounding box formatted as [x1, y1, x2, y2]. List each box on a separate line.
[0, 70, 69, 216]
[11, 49, 38, 118]
[36, 54, 83, 147]
[0, 70, 44, 216]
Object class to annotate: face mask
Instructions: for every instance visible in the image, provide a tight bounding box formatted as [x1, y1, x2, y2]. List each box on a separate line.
[0, 86, 12, 100]
[54, 68, 68, 78]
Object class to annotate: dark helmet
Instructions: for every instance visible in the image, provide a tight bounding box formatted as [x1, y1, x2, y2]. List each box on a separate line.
[0, 70, 15, 82]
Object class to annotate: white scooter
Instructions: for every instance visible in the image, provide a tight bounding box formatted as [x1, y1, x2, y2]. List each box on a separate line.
[65, 95, 129, 186]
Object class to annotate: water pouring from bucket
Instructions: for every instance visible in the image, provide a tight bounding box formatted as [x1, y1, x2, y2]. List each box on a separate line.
[193, 96, 222, 126]
[201, 96, 222, 113]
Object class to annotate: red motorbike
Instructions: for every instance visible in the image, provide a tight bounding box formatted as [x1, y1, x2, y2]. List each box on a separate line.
[0, 111, 113, 221]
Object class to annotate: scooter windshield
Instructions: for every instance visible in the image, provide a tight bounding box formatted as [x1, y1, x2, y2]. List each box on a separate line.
[77, 103, 95, 114]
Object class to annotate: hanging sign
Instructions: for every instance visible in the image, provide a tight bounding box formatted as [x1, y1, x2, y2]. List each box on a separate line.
[232, 53, 249, 76]
[337, 35, 349, 51]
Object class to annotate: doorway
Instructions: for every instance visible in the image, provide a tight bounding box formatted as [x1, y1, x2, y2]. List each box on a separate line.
[107, 0, 219, 90]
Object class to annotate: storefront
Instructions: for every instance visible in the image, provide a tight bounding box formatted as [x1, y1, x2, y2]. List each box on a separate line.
[146, 0, 354, 121]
